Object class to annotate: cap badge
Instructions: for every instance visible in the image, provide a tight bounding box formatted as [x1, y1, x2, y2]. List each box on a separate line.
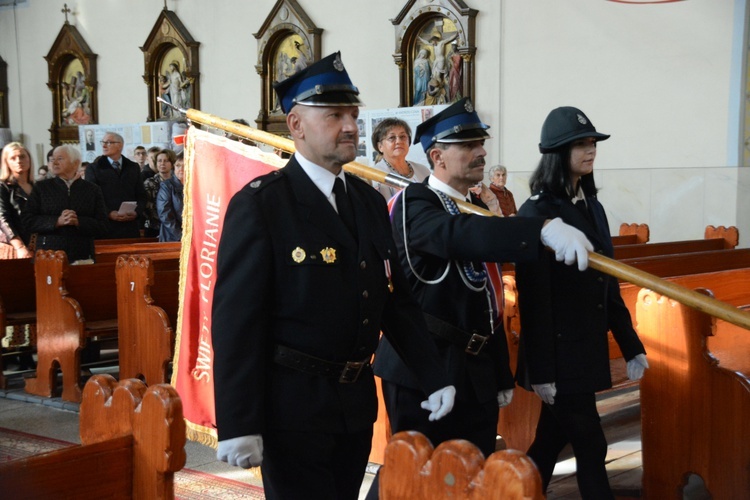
[320, 247, 337, 264]
[464, 100, 474, 113]
[250, 180, 262, 188]
[577, 114, 587, 125]
[333, 54, 344, 72]
[291, 247, 306, 263]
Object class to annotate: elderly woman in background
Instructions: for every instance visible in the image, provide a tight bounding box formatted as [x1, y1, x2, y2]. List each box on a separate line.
[23, 145, 108, 262]
[488, 165, 517, 216]
[156, 152, 184, 242]
[0, 142, 35, 259]
[143, 148, 176, 238]
[370, 118, 430, 200]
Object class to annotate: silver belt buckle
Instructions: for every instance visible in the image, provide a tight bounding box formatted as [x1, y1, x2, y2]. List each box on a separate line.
[339, 361, 366, 383]
[465, 334, 488, 355]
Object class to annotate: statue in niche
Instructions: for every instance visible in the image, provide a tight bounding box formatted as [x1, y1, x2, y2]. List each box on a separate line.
[414, 19, 461, 105]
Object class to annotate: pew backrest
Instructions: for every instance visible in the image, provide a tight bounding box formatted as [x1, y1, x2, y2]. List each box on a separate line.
[380, 430, 544, 500]
[0, 374, 186, 499]
[115, 252, 180, 384]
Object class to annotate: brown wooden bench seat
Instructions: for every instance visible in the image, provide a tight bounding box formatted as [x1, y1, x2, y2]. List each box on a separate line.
[612, 222, 650, 245]
[379, 430, 543, 499]
[95, 241, 180, 263]
[115, 252, 181, 385]
[0, 374, 186, 499]
[499, 255, 750, 452]
[25, 250, 121, 402]
[0, 257, 36, 388]
[637, 285, 750, 499]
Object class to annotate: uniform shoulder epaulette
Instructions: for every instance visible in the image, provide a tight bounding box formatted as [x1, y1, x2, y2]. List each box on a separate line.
[247, 169, 285, 192]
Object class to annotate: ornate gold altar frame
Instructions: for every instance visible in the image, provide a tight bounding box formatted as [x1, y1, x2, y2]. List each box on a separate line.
[391, 0, 477, 107]
[142, 8, 200, 122]
[45, 20, 98, 144]
[254, 0, 322, 134]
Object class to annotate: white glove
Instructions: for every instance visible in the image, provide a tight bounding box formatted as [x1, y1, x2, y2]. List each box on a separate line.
[532, 382, 557, 405]
[496, 389, 514, 408]
[540, 218, 594, 271]
[217, 434, 264, 468]
[420, 385, 456, 421]
[627, 353, 649, 381]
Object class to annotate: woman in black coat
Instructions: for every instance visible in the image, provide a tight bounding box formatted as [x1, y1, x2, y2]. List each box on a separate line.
[514, 106, 649, 499]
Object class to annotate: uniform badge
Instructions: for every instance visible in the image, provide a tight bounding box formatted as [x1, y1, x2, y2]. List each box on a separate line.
[577, 114, 587, 125]
[333, 53, 344, 71]
[464, 99, 474, 113]
[250, 180, 262, 188]
[291, 247, 306, 263]
[320, 247, 337, 264]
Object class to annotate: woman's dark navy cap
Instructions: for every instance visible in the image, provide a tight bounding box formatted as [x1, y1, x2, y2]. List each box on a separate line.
[539, 106, 610, 153]
[273, 52, 363, 114]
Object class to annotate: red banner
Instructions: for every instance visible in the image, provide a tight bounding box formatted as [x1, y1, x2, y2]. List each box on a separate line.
[171, 128, 286, 446]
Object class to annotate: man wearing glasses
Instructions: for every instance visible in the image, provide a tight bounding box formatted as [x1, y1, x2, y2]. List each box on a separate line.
[85, 132, 146, 238]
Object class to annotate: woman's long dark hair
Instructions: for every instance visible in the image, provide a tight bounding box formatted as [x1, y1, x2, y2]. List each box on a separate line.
[528, 145, 599, 198]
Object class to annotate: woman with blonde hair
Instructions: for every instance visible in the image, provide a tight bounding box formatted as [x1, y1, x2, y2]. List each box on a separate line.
[0, 142, 35, 258]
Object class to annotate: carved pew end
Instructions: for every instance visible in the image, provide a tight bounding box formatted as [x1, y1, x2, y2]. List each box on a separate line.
[379, 430, 544, 500]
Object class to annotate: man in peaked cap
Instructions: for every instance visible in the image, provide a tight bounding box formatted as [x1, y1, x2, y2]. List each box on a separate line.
[371, 97, 594, 464]
[211, 52, 456, 499]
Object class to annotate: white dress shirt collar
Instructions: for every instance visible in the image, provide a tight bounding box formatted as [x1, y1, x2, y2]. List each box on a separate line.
[428, 175, 471, 203]
[294, 152, 347, 210]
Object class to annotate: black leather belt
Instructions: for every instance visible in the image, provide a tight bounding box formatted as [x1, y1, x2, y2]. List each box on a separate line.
[423, 313, 489, 355]
[273, 345, 370, 383]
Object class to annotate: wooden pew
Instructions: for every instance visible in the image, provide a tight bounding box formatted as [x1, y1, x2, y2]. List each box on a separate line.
[96, 241, 180, 263]
[612, 222, 650, 245]
[0, 374, 186, 499]
[636, 287, 750, 498]
[618, 247, 750, 277]
[115, 252, 180, 385]
[0, 257, 35, 388]
[613, 225, 738, 260]
[499, 252, 750, 453]
[25, 250, 120, 402]
[379, 430, 544, 500]
[0, 242, 178, 388]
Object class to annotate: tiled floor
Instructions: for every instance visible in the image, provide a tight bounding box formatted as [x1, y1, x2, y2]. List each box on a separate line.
[0, 365, 646, 499]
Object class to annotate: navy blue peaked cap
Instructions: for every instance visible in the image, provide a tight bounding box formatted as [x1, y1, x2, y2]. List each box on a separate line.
[273, 51, 363, 114]
[413, 97, 491, 152]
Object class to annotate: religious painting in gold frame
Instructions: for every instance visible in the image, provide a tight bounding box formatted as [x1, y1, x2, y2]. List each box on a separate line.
[255, 0, 322, 134]
[269, 33, 310, 115]
[391, 0, 477, 108]
[45, 21, 98, 144]
[59, 58, 93, 127]
[156, 46, 194, 120]
[142, 8, 200, 122]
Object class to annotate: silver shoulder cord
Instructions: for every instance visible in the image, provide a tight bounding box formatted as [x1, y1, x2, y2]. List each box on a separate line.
[400, 186, 497, 333]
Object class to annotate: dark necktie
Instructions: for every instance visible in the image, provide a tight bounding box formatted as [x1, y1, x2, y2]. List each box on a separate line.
[333, 177, 357, 236]
[112, 160, 121, 173]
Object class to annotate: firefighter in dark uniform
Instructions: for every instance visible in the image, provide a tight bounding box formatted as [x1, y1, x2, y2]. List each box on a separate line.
[515, 106, 648, 499]
[371, 98, 594, 464]
[211, 52, 456, 500]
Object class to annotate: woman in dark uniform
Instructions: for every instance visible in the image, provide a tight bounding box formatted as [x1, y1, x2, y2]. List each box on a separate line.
[514, 106, 649, 499]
